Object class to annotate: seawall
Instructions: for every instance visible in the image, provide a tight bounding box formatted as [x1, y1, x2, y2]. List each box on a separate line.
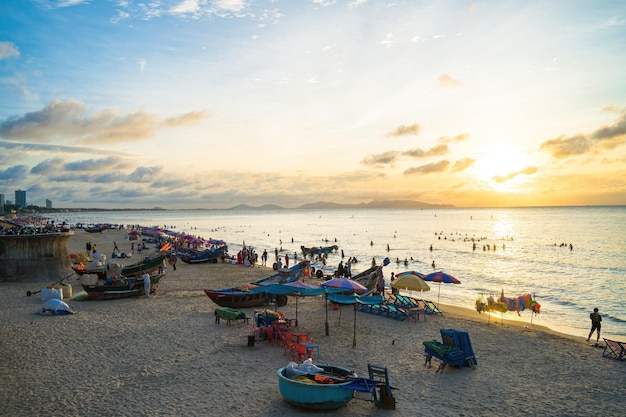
[0, 232, 73, 282]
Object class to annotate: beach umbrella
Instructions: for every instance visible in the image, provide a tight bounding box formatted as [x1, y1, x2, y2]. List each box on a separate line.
[392, 271, 431, 292]
[283, 281, 321, 325]
[321, 277, 367, 295]
[422, 271, 461, 307]
[128, 230, 141, 236]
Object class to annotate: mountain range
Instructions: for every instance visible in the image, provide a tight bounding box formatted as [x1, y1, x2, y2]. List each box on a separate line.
[228, 200, 455, 210]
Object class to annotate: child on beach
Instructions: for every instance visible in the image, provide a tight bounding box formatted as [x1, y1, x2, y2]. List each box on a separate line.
[587, 307, 602, 345]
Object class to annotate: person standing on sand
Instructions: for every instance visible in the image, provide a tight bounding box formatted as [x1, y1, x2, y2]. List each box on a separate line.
[587, 307, 602, 344]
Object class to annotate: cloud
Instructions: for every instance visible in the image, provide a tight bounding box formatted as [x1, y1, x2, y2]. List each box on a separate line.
[380, 33, 396, 48]
[63, 156, 124, 172]
[36, 0, 88, 9]
[164, 110, 210, 127]
[348, 0, 368, 9]
[30, 158, 66, 174]
[436, 74, 461, 88]
[214, 0, 249, 13]
[312, 0, 337, 6]
[361, 151, 400, 166]
[438, 133, 469, 143]
[169, 0, 201, 15]
[0, 41, 20, 60]
[493, 166, 538, 183]
[451, 158, 475, 173]
[386, 123, 421, 137]
[128, 166, 163, 183]
[540, 111, 626, 158]
[0, 165, 29, 182]
[404, 160, 450, 175]
[539, 134, 590, 158]
[0, 100, 210, 144]
[403, 144, 448, 158]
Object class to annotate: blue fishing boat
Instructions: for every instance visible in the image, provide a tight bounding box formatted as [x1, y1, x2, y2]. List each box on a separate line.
[277, 364, 358, 410]
[179, 246, 227, 264]
[204, 260, 310, 308]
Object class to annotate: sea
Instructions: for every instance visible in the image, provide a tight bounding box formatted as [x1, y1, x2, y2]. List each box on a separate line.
[46, 206, 626, 340]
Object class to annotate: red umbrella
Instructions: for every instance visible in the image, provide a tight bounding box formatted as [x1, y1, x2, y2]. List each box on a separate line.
[422, 271, 461, 306]
[128, 230, 141, 236]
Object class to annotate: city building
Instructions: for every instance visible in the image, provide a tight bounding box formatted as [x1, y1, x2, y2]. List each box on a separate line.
[46, 199, 53, 209]
[15, 190, 26, 208]
[0, 193, 5, 214]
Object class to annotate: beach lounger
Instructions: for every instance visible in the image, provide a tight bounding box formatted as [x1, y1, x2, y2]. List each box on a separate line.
[416, 299, 444, 316]
[602, 338, 626, 361]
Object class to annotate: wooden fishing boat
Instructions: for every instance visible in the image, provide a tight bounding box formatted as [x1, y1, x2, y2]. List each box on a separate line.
[277, 364, 359, 410]
[300, 245, 338, 256]
[351, 265, 384, 295]
[72, 253, 166, 279]
[204, 260, 310, 308]
[79, 273, 164, 300]
[179, 246, 226, 264]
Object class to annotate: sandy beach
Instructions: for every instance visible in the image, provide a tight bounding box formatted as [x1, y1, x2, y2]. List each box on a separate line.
[1, 229, 624, 417]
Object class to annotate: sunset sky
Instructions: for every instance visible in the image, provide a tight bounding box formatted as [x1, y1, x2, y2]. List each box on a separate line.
[1, 0, 625, 209]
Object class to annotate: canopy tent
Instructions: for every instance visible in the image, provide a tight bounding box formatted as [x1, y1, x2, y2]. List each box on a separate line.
[328, 294, 384, 347]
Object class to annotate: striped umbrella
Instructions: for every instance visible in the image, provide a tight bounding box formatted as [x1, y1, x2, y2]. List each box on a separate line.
[422, 271, 461, 306]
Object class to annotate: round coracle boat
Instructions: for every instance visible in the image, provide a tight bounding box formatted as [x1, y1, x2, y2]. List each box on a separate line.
[277, 364, 357, 410]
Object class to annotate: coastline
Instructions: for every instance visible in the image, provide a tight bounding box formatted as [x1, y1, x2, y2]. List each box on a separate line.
[1, 228, 624, 416]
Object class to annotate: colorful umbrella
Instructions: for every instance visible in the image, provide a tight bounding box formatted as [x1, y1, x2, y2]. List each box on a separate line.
[391, 271, 431, 292]
[321, 277, 367, 295]
[422, 271, 461, 306]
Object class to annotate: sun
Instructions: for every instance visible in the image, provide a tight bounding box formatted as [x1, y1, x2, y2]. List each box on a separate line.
[472, 145, 530, 190]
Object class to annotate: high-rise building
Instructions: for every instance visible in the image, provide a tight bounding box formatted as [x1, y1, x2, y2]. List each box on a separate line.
[46, 199, 53, 209]
[15, 190, 26, 208]
[0, 193, 5, 214]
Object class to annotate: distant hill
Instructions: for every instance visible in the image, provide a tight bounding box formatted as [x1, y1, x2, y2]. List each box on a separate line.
[228, 204, 285, 210]
[227, 200, 454, 210]
[298, 200, 455, 209]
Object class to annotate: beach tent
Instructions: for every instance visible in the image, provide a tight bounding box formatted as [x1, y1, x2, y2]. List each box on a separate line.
[250, 284, 345, 333]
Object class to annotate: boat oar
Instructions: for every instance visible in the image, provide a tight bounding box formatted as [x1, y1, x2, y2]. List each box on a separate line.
[26, 271, 75, 297]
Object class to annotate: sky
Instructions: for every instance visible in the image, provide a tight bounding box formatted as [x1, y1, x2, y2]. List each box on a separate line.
[0, 0, 625, 209]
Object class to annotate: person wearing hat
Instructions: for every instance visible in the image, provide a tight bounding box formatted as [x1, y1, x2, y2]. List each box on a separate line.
[586, 307, 602, 345]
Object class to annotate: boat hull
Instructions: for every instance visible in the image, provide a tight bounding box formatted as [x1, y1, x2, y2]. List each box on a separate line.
[204, 290, 275, 308]
[179, 247, 226, 264]
[81, 275, 163, 300]
[277, 365, 356, 410]
[72, 254, 166, 279]
[203, 261, 309, 308]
